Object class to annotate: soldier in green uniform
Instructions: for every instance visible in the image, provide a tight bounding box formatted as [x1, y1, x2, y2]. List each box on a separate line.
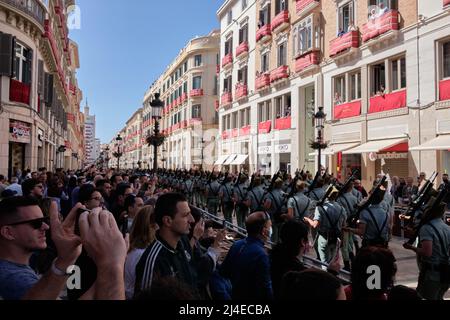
[404, 197, 450, 300]
[219, 174, 234, 224]
[286, 181, 313, 222]
[205, 174, 221, 216]
[263, 178, 287, 243]
[337, 181, 358, 271]
[304, 187, 346, 264]
[233, 174, 250, 229]
[246, 176, 266, 213]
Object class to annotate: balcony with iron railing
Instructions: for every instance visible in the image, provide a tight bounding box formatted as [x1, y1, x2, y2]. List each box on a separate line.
[240, 125, 251, 136]
[222, 53, 233, 69]
[361, 10, 399, 44]
[221, 92, 233, 106]
[271, 10, 290, 33]
[270, 65, 290, 83]
[296, 0, 320, 18]
[190, 89, 204, 98]
[9, 79, 30, 105]
[330, 31, 360, 58]
[235, 84, 248, 100]
[256, 73, 271, 90]
[256, 24, 272, 43]
[295, 51, 320, 74]
[236, 42, 249, 59]
[369, 89, 406, 114]
[0, 0, 45, 29]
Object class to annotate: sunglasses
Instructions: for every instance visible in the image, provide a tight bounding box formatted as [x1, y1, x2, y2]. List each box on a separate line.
[8, 217, 50, 230]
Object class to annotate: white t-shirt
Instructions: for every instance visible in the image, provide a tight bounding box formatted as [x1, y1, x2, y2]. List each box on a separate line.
[124, 248, 146, 300]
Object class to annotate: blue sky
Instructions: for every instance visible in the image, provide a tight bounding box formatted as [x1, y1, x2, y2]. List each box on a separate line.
[70, 0, 224, 143]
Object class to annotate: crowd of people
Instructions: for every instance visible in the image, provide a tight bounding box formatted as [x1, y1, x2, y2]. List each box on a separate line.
[0, 165, 449, 301]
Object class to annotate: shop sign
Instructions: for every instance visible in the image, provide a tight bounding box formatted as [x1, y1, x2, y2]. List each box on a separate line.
[369, 152, 408, 161]
[9, 120, 31, 144]
[377, 152, 408, 160]
[275, 144, 291, 154]
[258, 146, 271, 154]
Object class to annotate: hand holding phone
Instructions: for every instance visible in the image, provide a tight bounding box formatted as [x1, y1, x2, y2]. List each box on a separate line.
[75, 208, 91, 236]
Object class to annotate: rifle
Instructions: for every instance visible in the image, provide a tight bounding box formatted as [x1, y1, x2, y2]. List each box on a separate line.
[267, 172, 280, 193]
[306, 170, 321, 196]
[347, 175, 387, 228]
[322, 167, 329, 179]
[247, 173, 256, 192]
[337, 170, 359, 199]
[404, 182, 449, 246]
[402, 172, 438, 222]
[317, 182, 338, 208]
[287, 169, 301, 199]
[299, 165, 306, 177]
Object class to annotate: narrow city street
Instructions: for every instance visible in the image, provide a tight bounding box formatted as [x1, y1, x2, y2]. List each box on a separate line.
[1, 0, 450, 305]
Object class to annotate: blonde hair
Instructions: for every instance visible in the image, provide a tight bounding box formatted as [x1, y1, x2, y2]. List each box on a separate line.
[129, 205, 157, 252]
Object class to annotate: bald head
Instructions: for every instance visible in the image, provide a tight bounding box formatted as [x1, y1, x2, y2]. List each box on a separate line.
[246, 211, 271, 238]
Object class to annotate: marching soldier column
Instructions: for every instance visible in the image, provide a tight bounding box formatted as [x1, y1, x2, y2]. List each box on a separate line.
[150, 167, 450, 299]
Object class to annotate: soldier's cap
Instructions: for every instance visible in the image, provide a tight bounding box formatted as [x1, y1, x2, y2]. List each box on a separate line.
[328, 186, 339, 195]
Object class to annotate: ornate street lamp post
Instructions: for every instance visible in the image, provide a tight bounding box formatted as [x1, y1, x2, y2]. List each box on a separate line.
[105, 146, 110, 169]
[310, 107, 328, 172]
[146, 93, 165, 171]
[113, 134, 123, 171]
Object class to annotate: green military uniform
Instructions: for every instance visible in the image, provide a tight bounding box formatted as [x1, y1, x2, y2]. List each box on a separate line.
[264, 188, 287, 243]
[337, 191, 358, 269]
[359, 203, 390, 248]
[287, 191, 313, 221]
[206, 180, 221, 216]
[247, 185, 266, 213]
[313, 200, 346, 264]
[417, 218, 450, 300]
[220, 181, 234, 223]
[233, 183, 249, 229]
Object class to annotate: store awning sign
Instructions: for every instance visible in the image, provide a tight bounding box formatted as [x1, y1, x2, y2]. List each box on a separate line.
[9, 120, 31, 144]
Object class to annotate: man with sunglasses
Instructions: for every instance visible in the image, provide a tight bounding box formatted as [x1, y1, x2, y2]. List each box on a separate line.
[0, 197, 127, 300]
[21, 179, 44, 199]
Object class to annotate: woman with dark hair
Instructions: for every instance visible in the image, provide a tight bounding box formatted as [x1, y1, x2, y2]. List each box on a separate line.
[270, 220, 309, 299]
[125, 206, 157, 299]
[346, 246, 397, 300]
[47, 178, 69, 213]
[78, 184, 103, 210]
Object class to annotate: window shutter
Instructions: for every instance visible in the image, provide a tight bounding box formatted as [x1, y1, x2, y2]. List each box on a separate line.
[25, 48, 33, 84]
[0, 33, 15, 77]
[38, 60, 44, 94]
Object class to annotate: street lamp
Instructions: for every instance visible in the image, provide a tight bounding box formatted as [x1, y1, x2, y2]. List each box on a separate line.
[113, 134, 123, 171]
[310, 107, 328, 172]
[146, 93, 165, 172]
[105, 146, 110, 169]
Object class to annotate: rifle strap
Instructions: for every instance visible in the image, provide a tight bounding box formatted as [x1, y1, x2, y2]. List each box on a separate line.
[293, 196, 310, 219]
[367, 208, 389, 240]
[251, 190, 264, 209]
[269, 192, 282, 213]
[321, 204, 340, 230]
